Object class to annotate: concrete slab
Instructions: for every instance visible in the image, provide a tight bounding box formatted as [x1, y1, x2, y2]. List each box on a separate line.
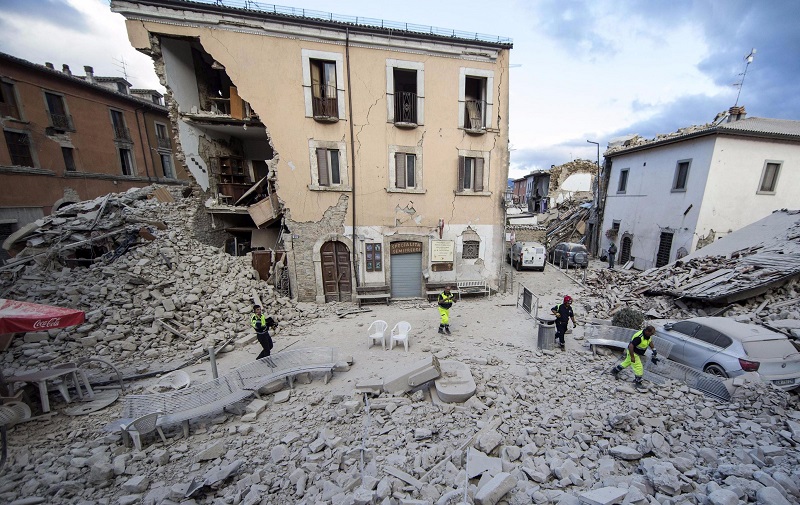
[383, 356, 441, 394]
[434, 360, 476, 403]
[466, 447, 502, 479]
[578, 486, 628, 505]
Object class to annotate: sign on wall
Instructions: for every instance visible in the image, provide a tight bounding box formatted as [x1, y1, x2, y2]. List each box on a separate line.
[430, 240, 454, 262]
[390, 241, 422, 255]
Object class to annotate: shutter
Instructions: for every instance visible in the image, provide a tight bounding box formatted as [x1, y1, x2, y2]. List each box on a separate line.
[474, 157, 484, 192]
[310, 62, 321, 98]
[316, 148, 329, 186]
[457, 156, 465, 192]
[395, 152, 406, 188]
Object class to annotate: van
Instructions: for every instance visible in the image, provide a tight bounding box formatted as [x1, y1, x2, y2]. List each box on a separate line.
[508, 241, 546, 271]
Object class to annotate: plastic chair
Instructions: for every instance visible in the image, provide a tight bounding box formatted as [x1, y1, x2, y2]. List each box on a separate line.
[390, 321, 411, 352]
[120, 412, 168, 451]
[367, 320, 389, 350]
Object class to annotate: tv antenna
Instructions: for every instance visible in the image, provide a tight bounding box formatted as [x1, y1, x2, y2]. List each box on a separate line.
[733, 48, 756, 107]
[112, 56, 130, 82]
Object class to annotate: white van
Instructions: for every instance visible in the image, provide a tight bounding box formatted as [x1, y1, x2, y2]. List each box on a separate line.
[508, 241, 546, 271]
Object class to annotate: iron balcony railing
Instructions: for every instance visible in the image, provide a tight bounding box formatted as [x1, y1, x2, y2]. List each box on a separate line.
[464, 99, 486, 130]
[311, 84, 338, 120]
[49, 112, 74, 131]
[394, 91, 417, 124]
[157, 136, 171, 149]
[113, 125, 132, 142]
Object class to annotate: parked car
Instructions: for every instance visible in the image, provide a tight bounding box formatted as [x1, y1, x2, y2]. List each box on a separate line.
[654, 317, 800, 390]
[549, 242, 588, 269]
[508, 241, 546, 271]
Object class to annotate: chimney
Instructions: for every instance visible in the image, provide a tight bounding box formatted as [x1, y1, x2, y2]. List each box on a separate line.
[83, 66, 95, 84]
[727, 106, 746, 122]
[62, 64, 72, 76]
[45, 62, 54, 69]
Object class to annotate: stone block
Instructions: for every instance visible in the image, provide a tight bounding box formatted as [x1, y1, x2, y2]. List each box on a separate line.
[355, 379, 383, 395]
[80, 336, 98, 347]
[197, 442, 225, 461]
[474, 472, 516, 505]
[434, 360, 476, 403]
[245, 399, 268, 415]
[466, 447, 502, 479]
[383, 356, 441, 394]
[122, 475, 150, 493]
[273, 390, 291, 404]
[23, 332, 50, 343]
[578, 486, 627, 505]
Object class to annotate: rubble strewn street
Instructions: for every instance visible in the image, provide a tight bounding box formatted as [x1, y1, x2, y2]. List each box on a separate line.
[0, 188, 799, 505]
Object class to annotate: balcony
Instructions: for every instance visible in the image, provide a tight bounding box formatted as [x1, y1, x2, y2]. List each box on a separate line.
[113, 125, 132, 142]
[393, 91, 417, 127]
[157, 136, 171, 149]
[463, 99, 486, 134]
[49, 112, 74, 131]
[311, 84, 339, 122]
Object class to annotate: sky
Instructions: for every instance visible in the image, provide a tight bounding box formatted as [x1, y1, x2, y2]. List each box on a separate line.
[1, 0, 798, 179]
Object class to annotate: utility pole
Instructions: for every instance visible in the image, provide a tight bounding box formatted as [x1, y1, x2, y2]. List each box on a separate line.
[587, 140, 601, 256]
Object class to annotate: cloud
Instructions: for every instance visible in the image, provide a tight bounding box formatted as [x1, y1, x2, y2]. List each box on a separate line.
[0, 0, 88, 31]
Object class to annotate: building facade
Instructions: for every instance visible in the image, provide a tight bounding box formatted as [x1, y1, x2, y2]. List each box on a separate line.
[0, 52, 186, 257]
[599, 111, 800, 270]
[112, 0, 512, 303]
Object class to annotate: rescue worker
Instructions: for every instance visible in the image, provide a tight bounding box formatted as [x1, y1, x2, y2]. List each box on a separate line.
[551, 295, 577, 350]
[610, 325, 658, 390]
[437, 286, 456, 335]
[251, 305, 277, 362]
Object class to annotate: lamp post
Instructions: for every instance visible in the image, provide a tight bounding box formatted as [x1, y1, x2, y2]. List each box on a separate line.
[587, 140, 601, 255]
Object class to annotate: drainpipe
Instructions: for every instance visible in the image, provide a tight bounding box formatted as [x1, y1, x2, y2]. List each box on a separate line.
[134, 106, 152, 181]
[345, 28, 359, 287]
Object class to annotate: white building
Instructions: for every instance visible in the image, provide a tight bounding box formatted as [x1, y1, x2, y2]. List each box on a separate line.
[600, 110, 800, 270]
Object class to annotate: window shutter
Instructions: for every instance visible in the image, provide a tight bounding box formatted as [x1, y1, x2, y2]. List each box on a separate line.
[474, 157, 484, 192]
[395, 152, 406, 189]
[457, 156, 465, 192]
[316, 148, 329, 186]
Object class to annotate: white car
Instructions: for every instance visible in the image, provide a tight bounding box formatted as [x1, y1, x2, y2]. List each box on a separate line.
[508, 241, 546, 271]
[654, 317, 800, 390]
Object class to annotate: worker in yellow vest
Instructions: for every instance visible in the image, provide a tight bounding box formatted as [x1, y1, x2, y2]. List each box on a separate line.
[437, 286, 455, 335]
[611, 325, 658, 390]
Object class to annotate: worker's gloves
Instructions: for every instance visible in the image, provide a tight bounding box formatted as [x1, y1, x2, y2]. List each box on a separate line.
[651, 350, 659, 365]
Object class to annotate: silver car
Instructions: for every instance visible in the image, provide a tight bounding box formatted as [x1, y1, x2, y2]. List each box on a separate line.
[655, 317, 800, 390]
[549, 242, 588, 269]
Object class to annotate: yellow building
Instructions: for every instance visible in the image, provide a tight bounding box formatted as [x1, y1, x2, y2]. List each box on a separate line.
[112, 0, 512, 303]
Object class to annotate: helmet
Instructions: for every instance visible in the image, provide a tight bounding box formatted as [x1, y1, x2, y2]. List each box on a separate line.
[563, 295, 573, 304]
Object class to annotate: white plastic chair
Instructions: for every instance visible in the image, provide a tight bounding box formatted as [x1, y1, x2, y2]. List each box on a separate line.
[120, 412, 168, 451]
[390, 321, 412, 352]
[367, 320, 389, 350]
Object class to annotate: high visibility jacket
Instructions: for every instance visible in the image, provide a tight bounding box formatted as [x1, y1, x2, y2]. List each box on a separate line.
[251, 313, 268, 332]
[552, 303, 573, 324]
[438, 291, 455, 309]
[630, 330, 652, 356]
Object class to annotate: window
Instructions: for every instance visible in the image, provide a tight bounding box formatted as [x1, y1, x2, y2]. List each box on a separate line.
[671, 321, 699, 337]
[110, 110, 130, 141]
[310, 59, 337, 119]
[617, 169, 629, 193]
[458, 68, 494, 131]
[365, 243, 382, 272]
[160, 154, 175, 178]
[462, 240, 480, 259]
[116, 82, 128, 94]
[156, 123, 168, 138]
[0, 81, 21, 120]
[457, 153, 488, 193]
[3, 130, 34, 167]
[672, 160, 690, 191]
[386, 60, 424, 126]
[316, 148, 341, 186]
[395, 153, 416, 189]
[118, 147, 134, 176]
[308, 139, 348, 190]
[655, 231, 673, 268]
[62, 147, 76, 172]
[758, 161, 781, 193]
[44, 92, 72, 130]
[155, 122, 170, 149]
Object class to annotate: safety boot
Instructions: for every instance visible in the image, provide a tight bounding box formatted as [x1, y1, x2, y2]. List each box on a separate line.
[438, 325, 445, 334]
[610, 366, 621, 379]
[634, 377, 647, 391]
[444, 325, 451, 335]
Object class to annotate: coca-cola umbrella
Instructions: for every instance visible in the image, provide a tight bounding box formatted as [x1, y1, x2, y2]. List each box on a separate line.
[0, 298, 85, 335]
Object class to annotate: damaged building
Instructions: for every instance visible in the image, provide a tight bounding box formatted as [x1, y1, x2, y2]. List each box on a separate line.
[111, 0, 512, 303]
[597, 108, 800, 270]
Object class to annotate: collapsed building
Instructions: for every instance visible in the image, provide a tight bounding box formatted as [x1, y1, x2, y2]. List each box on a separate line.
[111, 0, 513, 303]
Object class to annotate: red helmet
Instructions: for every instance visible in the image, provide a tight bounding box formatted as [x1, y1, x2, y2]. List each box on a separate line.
[563, 295, 573, 304]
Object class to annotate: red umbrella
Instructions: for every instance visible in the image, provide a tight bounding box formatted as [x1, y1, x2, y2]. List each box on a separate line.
[0, 299, 85, 335]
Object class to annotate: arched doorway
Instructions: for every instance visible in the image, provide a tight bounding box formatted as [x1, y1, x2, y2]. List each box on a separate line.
[320, 241, 352, 302]
[620, 235, 632, 264]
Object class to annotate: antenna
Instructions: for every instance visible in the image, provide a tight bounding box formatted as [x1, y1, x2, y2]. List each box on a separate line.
[112, 56, 130, 82]
[733, 48, 756, 107]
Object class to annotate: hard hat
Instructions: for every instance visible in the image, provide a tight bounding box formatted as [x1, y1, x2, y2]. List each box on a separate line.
[563, 295, 573, 303]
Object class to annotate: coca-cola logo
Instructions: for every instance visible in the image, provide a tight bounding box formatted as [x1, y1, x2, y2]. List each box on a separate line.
[33, 317, 62, 329]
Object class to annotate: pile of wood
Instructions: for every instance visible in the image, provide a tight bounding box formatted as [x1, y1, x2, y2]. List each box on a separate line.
[545, 199, 591, 246]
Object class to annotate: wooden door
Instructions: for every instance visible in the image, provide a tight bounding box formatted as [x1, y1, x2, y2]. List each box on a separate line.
[321, 241, 352, 302]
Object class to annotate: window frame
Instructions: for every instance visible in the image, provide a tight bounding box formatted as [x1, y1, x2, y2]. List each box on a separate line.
[617, 168, 629, 193]
[462, 240, 480, 259]
[456, 150, 490, 195]
[308, 139, 349, 191]
[301, 49, 345, 121]
[364, 243, 383, 272]
[43, 90, 74, 131]
[0, 79, 22, 120]
[386, 59, 425, 126]
[458, 68, 494, 131]
[117, 146, 136, 176]
[160, 153, 175, 179]
[671, 159, 691, 192]
[757, 160, 781, 194]
[388, 145, 425, 193]
[61, 146, 76, 172]
[3, 129, 35, 167]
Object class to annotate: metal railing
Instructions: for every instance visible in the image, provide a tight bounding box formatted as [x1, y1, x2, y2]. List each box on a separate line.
[157, 136, 171, 149]
[187, 0, 513, 45]
[464, 99, 485, 130]
[49, 112, 74, 130]
[394, 91, 417, 124]
[113, 125, 132, 142]
[311, 85, 339, 119]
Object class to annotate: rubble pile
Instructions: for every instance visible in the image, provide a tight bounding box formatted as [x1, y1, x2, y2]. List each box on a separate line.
[0, 187, 330, 377]
[545, 199, 591, 247]
[1, 348, 799, 504]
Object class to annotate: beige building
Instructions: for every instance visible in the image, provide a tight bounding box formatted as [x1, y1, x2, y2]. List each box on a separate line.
[112, 0, 512, 303]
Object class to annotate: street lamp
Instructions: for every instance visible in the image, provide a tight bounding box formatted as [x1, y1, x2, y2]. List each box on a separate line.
[586, 140, 599, 168]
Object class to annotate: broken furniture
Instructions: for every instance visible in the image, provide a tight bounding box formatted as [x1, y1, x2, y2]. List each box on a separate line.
[381, 356, 441, 394]
[456, 279, 490, 300]
[120, 411, 168, 451]
[434, 361, 477, 403]
[355, 285, 391, 307]
[389, 321, 412, 352]
[148, 370, 192, 393]
[367, 320, 388, 350]
[5, 364, 94, 413]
